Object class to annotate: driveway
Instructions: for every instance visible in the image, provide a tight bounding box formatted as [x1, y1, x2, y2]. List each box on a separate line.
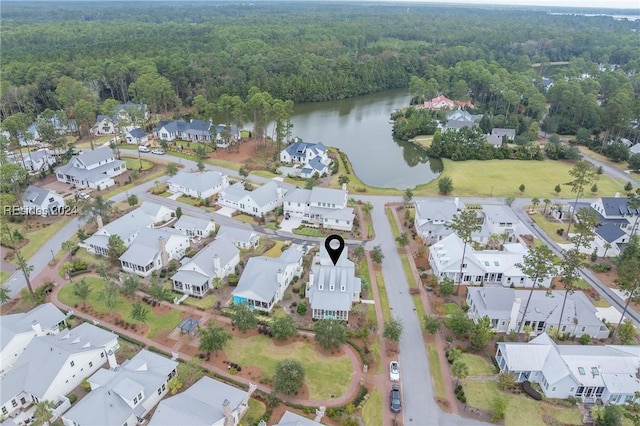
[279, 216, 302, 232]
[216, 206, 236, 217]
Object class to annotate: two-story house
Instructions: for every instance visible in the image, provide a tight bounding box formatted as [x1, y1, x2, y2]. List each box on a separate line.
[173, 215, 216, 240]
[232, 245, 304, 312]
[55, 147, 125, 190]
[283, 187, 354, 231]
[217, 181, 287, 217]
[21, 185, 65, 217]
[414, 198, 465, 243]
[306, 245, 362, 321]
[62, 349, 177, 426]
[214, 124, 240, 148]
[1, 323, 119, 421]
[124, 128, 148, 145]
[21, 149, 57, 174]
[279, 141, 331, 178]
[119, 228, 190, 277]
[171, 237, 240, 297]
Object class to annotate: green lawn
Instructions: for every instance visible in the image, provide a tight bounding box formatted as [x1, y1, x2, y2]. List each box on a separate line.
[370, 338, 381, 374]
[251, 170, 279, 179]
[385, 208, 401, 240]
[400, 255, 418, 289]
[591, 297, 612, 308]
[530, 211, 568, 243]
[361, 389, 383, 426]
[460, 353, 495, 376]
[223, 334, 353, 400]
[292, 227, 325, 237]
[463, 380, 582, 426]
[443, 303, 461, 315]
[123, 157, 153, 171]
[6, 217, 72, 260]
[58, 247, 102, 278]
[374, 271, 392, 323]
[414, 159, 624, 198]
[58, 277, 183, 338]
[239, 398, 266, 426]
[0, 270, 10, 284]
[412, 294, 426, 320]
[233, 214, 258, 226]
[412, 135, 434, 149]
[426, 342, 447, 401]
[182, 294, 217, 310]
[578, 146, 640, 184]
[263, 241, 285, 257]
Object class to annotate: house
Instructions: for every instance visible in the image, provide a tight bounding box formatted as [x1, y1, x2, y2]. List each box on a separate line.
[83, 202, 173, 256]
[217, 181, 287, 217]
[0, 303, 66, 375]
[232, 245, 304, 312]
[173, 215, 216, 239]
[443, 120, 478, 132]
[114, 101, 149, 122]
[216, 226, 260, 250]
[591, 196, 640, 235]
[491, 128, 516, 141]
[178, 119, 212, 142]
[214, 124, 240, 148]
[594, 223, 629, 257]
[124, 128, 148, 145]
[119, 228, 190, 277]
[20, 149, 57, 174]
[172, 237, 240, 297]
[495, 333, 640, 404]
[424, 95, 474, 110]
[280, 141, 332, 178]
[0, 323, 119, 420]
[486, 134, 504, 148]
[429, 233, 553, 288]
[20, 185, 65, 217]
[62, 349, 177, 426]
[466, 287, 609, 338]
[306, 245, 362, 321]
[481, 204, 523, 242]
[148, 377, 256, 426]
[167, 170, 229, 199]
[446, 110, 483, 123]
[276, 411, 325, 425]
[92, 115, 116, 135]
[541, 77, 554, 91]
[283, 187, 354, 231]
[414, 198, 464, 243]
[152, 121, 180, 142]
[55, 147, 126, 190]
[300, 157, 331, 178]
[630, 143, 640, 155]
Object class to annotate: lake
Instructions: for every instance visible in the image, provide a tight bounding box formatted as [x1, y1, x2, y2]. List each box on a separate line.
[286, 89, 442, 189]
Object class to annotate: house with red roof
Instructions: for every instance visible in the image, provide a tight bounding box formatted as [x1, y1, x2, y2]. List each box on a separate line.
[424, 95, 474, 110]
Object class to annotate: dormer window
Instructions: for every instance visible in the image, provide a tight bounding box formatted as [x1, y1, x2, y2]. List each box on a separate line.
[330, 285, 334, 291]
[70, 361, 75, 367]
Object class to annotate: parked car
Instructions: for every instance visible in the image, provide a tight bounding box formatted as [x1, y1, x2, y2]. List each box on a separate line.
[151, 148, 165, 155]
[389, 361, 400, 381]
[390, 384, 402, 413]
[138, 145, 150, 152]
[77, 192, 90, 200]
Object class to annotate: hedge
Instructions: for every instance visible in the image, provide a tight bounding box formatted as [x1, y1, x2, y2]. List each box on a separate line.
[68, 269, 90, 277]
[147, 346, 172, 358]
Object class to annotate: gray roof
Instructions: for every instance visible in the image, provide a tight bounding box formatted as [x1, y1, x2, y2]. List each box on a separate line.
[415, 200, 461, 223]
[0, 303, 66, 351]
[482, 204, 519, 224]
[250, 180, 284, 208]
[445, 120, 477, 131]
[219, 182, 247, 203]
[310, 187, 346, 207]
[64, 349, 177, 426]
[128, 128, 147, 138]
[284, 188, 311, 204]
[217, 226, 258, 246]
[101, 204, 157, 237]
[1, 323, 117, 403]
[168, 170, 225, 194]
[277, 410, 324, 426]
[284, 141, 326, 158]
[149, 376, 248, 426]
[173, 215, 214, 233]
[139, 201, 173, 221]
[120, 227, 187, 265]
[320, 207, 355, 222]
[56, 158, 126, 182]
[308, 248, 361, 312]
[232, 246, 303, 303]
[599, 197, 639, 216]
[467, 287, 515, 318]
[596, 223, 627, 243]
[172, 237, 239, 283]
[75, 147, 116, 167]
[445, 110, 483, 123]
[491, 128, 516, 139]
[21, 185, 56, 205]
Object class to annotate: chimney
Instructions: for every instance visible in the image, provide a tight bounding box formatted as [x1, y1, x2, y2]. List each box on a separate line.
[508, 297, 522, 333]
[222, 399, 233, 426]
[158, 236, 169, 267]
[276, 185, 282, 200]
[96, 214, 104, 229]
[213, 254, 221, 271]
[107, 349, 118, 369]
[31, 320, 43, 335]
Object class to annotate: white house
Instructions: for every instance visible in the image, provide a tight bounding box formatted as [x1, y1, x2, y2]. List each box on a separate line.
[152, 121, 180, 142]
[173, 215, 216, 239]
[591, 196, 640, 236]
[283, 187, 354, 231]
[171, 237, 240, 297]
[214, 124, 240, 148]
[0, 303, 66, 375]
[429, 233, 553, 288]
[280, 141, 329, 166]
[119, 228, 190, 277]
[217, 181, 286, 217]
[490, 128, 516, 141]
[0, 323, 119, 420]
[276, 411, 324, 425]
[21, 149, 57, 174]
[232, 245, 304, 312]
[216, 226, 260, 250]
[149, 377, 256, 426]
[414, 198, 464, 243]
[594, 223, 629, 257]
[83, 202, 174, 256]
[466, 287, 610, 338]
[495, 333, 640, 404]
[481, 204, 524, 243]
[124, 128, 148, 145]
[91, 115, 115, 135]
[20, 185, 65, 217]
[167, 171, 229, 199]
[62, 349, 177, 426]
[55, 147, 126, 190]
[307, 245, 361, 321]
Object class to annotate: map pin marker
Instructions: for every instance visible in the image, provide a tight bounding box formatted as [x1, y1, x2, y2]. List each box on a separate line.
[324, 234, 345, 266]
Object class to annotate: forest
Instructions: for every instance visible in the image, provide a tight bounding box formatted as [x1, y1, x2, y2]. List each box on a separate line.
[0, 2, 640, 153]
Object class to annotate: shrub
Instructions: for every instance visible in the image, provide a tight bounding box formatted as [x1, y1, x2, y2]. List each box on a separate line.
[68, 394, 78, 404]
[227, 274, 239, 286]
[521, 380, 542, 400]
[296, 302, 307, 315]
[591, 263, 611, 273]
[579, 334, 591, 345]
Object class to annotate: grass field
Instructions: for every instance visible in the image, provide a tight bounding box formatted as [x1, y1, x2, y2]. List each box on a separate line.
[58, 277, 183, 338]
[460, 353, 495, 376]
[443, 303, 462, 315]
[239, 398, 266, 426]
[292, 227, 325, 237]
[182, 294, 217, 310]
[0, 270, 10, 284]
[124, 157, 153, 171]
[223, 334, 353, 400]
[463, 380, 582, 426]
[412, 135, 434, 149]
[413, 159, 625, 198]
[233, 214, 258, 226]
[5, 217, 72, 260]
[251, 170, 279, 179]
[361, 389, 383, 426]
[426, 341, 448, 401]
[374, 270, 392, 323]
[530, 211, 568, 243]
[578, 146, 640, 184]
[263, 240, 285, 257]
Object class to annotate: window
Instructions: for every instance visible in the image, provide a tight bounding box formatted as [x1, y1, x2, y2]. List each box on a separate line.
[138, 393, 142, 400]
[162, 384, 166, 391]
[158, 388, 162, 395]
[89, 362, 93, 368]
[2, 407, 7, 415]
[70, 361, 75, 367]
[578, 367, 586, 375]
[133, 397, 138, 405]
[552, 387, 556, 392]
[576, 386, 585, 396]
[591, 367, 599, 376]
[11, 400, 17, 407]
[101, 352, 105, 358]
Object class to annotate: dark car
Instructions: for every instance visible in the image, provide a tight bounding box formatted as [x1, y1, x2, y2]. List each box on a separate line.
[390, 384, 401, 413]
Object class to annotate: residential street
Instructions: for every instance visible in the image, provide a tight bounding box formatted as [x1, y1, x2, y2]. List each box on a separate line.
[4, 150, 637, 425]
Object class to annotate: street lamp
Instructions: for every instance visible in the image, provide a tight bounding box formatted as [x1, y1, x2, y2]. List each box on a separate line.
[51, 249, 56, 262]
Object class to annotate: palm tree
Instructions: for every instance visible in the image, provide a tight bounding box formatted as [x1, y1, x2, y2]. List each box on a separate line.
[531, 197, 540, 211]
[32, 400, 54, 426]
[602, 242, 612, 258]
[542, 198, 551, 214]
